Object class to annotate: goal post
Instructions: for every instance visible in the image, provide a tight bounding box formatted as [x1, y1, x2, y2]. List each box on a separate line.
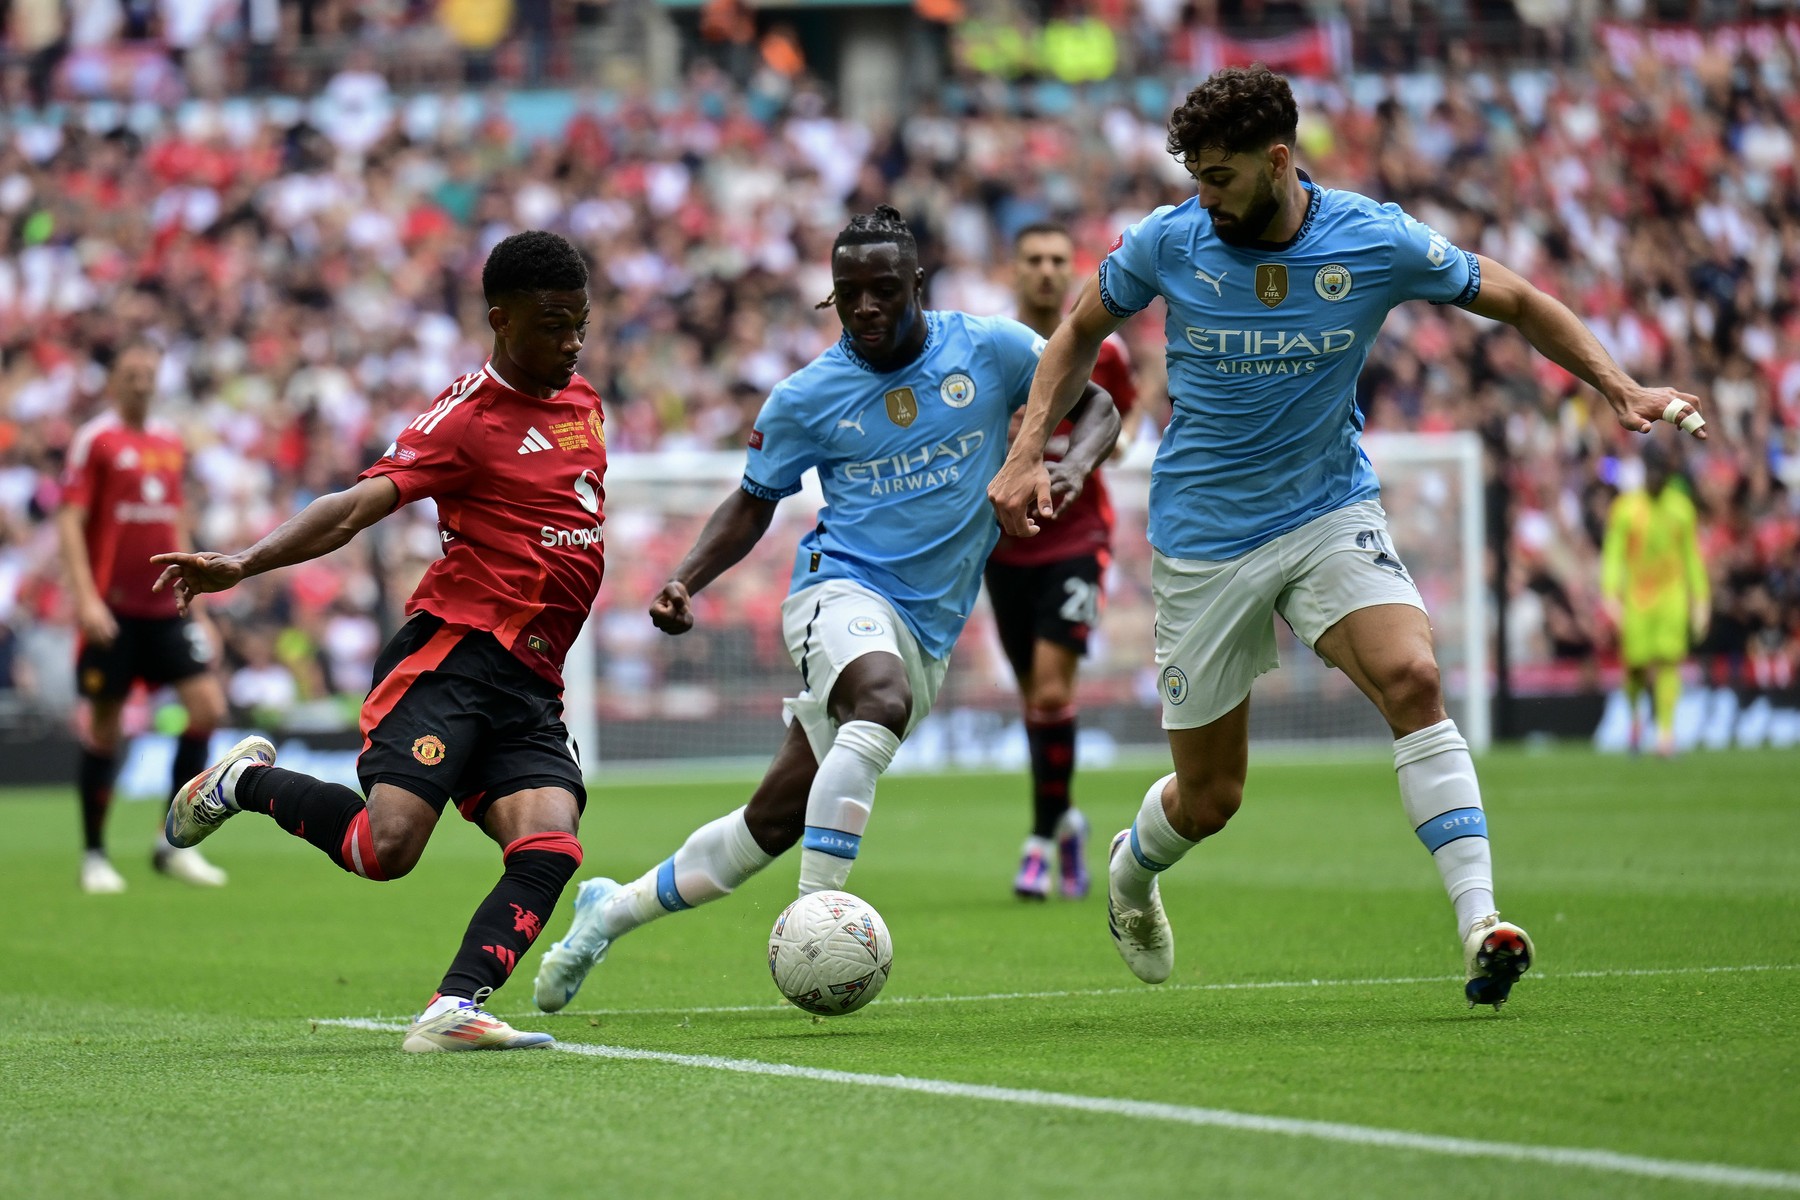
[570, 431, 1489, 775]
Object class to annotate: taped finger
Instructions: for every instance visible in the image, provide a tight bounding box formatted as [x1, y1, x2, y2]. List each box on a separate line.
[1678, 410, 1705, 435]
[1661, 398, 1687, 424]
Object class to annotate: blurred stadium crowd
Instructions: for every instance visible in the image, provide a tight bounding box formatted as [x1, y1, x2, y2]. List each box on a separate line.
[0, 9, 1796, 732]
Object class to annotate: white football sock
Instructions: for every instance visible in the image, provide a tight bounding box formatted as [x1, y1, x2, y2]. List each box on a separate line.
[420, 994, 471, 1019]
[1110, 773, 1194, 910]
[599, 806, 773, 939]
[797, 720, 900, 895]
[1394, 719, 1496, 937]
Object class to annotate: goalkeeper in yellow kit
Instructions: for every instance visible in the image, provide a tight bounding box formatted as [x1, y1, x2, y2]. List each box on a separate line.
[1601, 444, 1710, 756]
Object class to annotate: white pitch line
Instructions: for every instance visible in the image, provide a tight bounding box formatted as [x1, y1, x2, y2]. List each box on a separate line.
[527, 961, 1800, 1019]
[312, 1018, 1800, 1193]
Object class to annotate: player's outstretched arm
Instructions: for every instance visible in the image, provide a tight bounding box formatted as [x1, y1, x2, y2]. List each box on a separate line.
[1045, 382, 1121, 518]
[649, 488, 780, 635]
[151, 476, 399, 614]
[1464, 255, 1707, 440]
[990, 276, 1127, 536]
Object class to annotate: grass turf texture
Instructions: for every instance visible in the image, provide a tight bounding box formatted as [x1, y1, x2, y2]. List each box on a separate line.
[4, 747, 1797, 1199]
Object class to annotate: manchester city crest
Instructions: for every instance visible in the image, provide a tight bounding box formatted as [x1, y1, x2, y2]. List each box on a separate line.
[940, 372, 976, 408]
[1161, 666, 1189, 705]
[1314, 263, 1353, 302]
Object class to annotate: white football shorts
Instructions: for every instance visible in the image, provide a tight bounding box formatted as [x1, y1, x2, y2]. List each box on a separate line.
[780, 579, 950, 760]
[1153, 499, 1427, 729]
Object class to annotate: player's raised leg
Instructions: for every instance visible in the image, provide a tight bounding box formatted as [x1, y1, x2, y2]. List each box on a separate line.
[1313, 602, 1533, 1009]
[535, 724, 812, 1011]
[406, 786, 581, 1051]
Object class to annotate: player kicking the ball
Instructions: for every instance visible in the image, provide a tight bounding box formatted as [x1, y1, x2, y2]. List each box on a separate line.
[988, 67, 1709, 1009]
[533, 206, 1119, 1012]
[152, 232, 606, 1051]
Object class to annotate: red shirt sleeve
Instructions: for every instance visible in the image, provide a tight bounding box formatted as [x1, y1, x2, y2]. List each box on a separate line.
[361, 387, 483, 506]
[1093, 337, 1137, 417]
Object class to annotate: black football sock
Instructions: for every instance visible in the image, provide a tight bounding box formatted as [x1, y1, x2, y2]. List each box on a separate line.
[436, 832, 583, 1001]
[1027, 709, 1077, 840]
[78, 749, 119, 853]
[236, 765, 381, 878]
[168, 732, 211, 818]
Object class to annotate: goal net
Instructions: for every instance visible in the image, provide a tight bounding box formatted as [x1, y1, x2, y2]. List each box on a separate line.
[572, 432, 1488, 774]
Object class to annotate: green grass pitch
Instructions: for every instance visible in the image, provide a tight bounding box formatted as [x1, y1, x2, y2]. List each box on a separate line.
[5, 747, 1798, 1198]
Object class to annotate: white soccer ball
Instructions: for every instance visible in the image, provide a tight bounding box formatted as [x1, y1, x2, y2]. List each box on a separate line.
[768, 890, 892, 1016]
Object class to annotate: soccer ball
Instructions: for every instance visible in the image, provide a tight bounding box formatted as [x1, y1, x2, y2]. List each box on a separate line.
[768, 890, 892, 1016]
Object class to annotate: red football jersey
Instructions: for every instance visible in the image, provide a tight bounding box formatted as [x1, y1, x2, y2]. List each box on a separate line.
[989, 334, 1137, 568]
[62, 412, 186, 619]
[361, 363, 608, 689]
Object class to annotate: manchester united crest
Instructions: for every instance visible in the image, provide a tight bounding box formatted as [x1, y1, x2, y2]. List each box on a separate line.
[1255, 264, 1289, 308]
[587, 408, 605, 446]
[411, 734, 447, 766]
[885, 387, 918, 427]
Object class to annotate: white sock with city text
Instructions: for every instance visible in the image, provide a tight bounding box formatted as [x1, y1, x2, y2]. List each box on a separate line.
[797, 720, 900, 894]
[1394, 719, 1496, 938]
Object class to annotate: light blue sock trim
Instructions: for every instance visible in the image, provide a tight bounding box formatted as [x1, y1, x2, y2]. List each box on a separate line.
[654, 856, 691, 912]
[802, 826, 861, 860]
[1128, 823, 1171, 873]
[1414, 807, 1487, 853]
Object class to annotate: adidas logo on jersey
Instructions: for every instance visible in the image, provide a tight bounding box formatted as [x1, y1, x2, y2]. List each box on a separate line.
[517, 427, 554, 454]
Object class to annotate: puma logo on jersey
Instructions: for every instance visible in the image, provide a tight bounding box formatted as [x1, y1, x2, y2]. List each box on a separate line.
[837, 414, 865, 435]
[517, 427, 554, 454]
[1193, 266, 1228, 296]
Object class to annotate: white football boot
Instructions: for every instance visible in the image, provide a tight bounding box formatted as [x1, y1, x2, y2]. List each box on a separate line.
[533, 877, 620, 1012]
[80, 852, 127, 894]
[165, 735, 276, 848]
[1106, 830, 1175, 984]
[402, 991, 555, 1053]
[1463, 913, 1534, 1009]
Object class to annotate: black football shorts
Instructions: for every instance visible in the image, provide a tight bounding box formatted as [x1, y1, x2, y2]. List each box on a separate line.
[76, 616, 212, 701]
[357, 613, 585, 824]
[983, 553, 1106, 683]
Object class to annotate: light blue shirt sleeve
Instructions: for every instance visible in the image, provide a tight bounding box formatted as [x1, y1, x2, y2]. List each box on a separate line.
[1097, 208, 1169, 318]
[984, 317, 1049, 409]
[742, 384, 818, 501]
[1385, 206, 1482, 307]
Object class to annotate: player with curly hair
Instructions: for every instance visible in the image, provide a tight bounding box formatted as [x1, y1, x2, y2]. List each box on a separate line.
[989, 65, 1710, 1009]
[151, 231, 606, 1052]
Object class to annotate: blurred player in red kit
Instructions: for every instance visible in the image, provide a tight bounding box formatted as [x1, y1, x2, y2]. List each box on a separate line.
[150, 231, 606, 1053]
[57, 341, 230, 894]
[986, 223, 1137, 901]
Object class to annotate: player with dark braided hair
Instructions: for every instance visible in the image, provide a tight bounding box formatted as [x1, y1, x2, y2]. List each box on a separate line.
[533, 206, 1121, 1011]
[153, 231, 606, 1051]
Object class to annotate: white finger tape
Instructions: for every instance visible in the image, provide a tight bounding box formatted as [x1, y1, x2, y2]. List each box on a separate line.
[1680, 411, 1705, 434]
[1662, 399, 1687, 423]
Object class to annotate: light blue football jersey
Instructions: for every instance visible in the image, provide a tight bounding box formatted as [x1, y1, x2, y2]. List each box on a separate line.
[742, 311, 1044, 658]
[1099, 172, 1481, 560]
